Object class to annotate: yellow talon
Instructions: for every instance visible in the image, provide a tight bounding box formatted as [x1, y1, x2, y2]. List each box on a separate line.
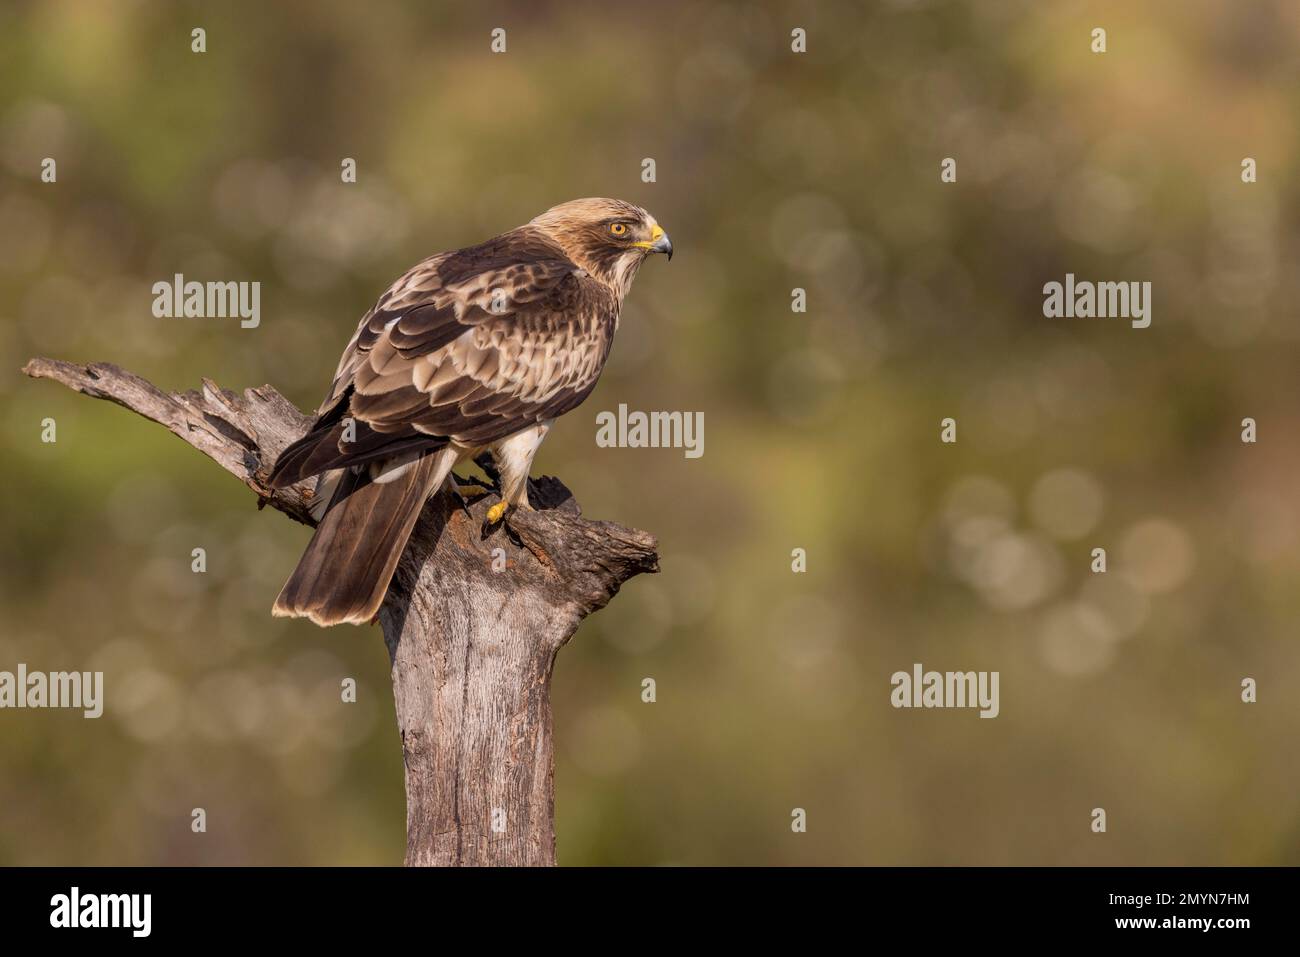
[486, 501, 509, 524]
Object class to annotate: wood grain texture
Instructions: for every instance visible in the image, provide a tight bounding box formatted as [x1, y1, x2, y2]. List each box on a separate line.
[23, 356, 659, 866]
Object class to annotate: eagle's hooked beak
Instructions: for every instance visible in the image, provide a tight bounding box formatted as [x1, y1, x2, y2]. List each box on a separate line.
[635, 224, 673, 260]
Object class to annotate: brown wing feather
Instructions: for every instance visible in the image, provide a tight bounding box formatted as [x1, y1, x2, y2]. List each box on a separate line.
[270, 226, 618, 489]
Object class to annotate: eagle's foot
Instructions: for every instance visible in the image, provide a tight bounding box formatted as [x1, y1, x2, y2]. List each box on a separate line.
[480, 501, 524, 548]
[480, 496, 530, 545]
[451, 472, 496, 494]
[449, 474, 491, 518]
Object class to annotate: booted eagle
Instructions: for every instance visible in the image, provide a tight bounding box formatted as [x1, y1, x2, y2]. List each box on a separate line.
[268, 198, 672, 626]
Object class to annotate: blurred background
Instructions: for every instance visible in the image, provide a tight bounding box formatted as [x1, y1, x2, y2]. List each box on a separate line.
[2, 0, 1299, 865]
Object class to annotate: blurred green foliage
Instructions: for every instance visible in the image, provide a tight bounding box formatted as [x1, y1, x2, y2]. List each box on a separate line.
[1, 0, 1298, 865]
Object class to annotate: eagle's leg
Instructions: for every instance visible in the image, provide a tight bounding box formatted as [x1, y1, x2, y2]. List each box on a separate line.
[484, 423, 552, 526]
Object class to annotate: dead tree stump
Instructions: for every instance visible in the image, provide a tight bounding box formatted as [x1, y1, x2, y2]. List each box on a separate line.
[23, 358, 659, 866]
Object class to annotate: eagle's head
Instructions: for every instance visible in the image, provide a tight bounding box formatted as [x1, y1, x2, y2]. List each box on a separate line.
[530, 197, 672, 298]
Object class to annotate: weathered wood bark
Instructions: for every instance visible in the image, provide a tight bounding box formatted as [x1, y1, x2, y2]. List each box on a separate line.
[22, 357, 658, 866]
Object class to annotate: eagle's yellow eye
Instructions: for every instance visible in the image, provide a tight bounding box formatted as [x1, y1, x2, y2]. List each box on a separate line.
[608, 223, 629, 237]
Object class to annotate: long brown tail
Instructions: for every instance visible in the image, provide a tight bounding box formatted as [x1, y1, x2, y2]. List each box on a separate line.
[272, 451, 454, 626]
